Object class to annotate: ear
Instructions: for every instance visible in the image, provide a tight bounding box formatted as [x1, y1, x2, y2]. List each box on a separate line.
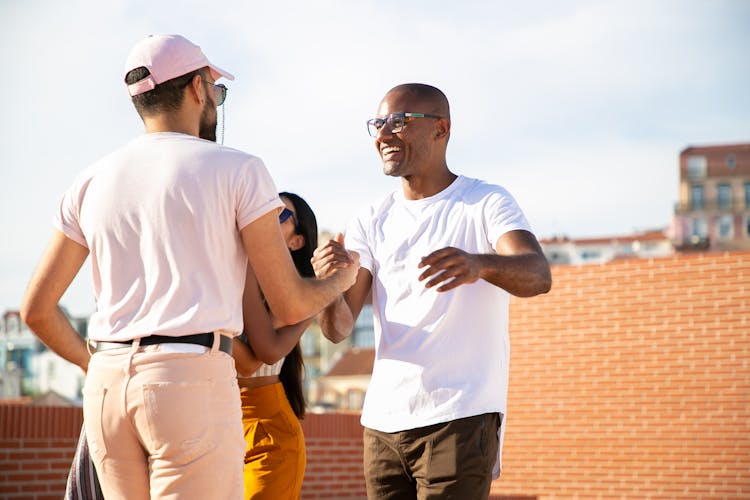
[188, 74, 205, 105]
[288, 234, 305, 252]
[435, 118, 450, 140]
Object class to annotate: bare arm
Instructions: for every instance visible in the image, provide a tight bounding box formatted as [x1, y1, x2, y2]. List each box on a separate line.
[418, 229, 552, 297]
[240, 211, 359, 325]
[232, 337, 263, 377]
[20, 231, 91, 373]
[240, 264, 314, 364]
[318, 269, 372, 343]
[312, 234, 373, 343]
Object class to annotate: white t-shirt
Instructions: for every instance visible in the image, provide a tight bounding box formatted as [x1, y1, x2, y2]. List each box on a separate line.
[346, 175, 531, 473]
[55, 132, 283, 342]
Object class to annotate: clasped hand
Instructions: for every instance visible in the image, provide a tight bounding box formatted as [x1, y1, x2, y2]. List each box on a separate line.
[313, 236, 479, 293]
[312, 233, 360, 282]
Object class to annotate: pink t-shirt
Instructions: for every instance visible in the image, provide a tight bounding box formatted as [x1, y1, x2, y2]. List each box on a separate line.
[55, 132, 283, 341]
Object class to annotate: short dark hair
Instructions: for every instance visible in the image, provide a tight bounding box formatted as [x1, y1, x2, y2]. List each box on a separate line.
[388, 83, 451, 119]
[124, 67, 208, 117]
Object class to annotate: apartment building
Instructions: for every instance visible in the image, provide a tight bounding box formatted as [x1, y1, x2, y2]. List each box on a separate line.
[672, 142, 750, 251]
[1, 309, 86, 402]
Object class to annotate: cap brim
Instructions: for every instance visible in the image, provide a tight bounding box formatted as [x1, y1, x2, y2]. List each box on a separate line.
[209, 64, 234, 81]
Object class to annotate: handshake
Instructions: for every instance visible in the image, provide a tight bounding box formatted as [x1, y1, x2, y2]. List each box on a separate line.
[313, 233, 359, 282]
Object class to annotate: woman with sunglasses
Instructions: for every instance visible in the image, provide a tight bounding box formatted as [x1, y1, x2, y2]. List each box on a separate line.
[232, 192, 316, 500]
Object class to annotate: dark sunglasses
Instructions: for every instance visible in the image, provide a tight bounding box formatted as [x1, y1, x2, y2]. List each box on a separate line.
[211, 83, 227, 106]
[279, 207, 297, 226]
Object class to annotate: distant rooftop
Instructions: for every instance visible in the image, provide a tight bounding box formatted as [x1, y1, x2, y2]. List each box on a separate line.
[680, 142, 750, 154]
[324, 348, 375, 377]
[540, 228, 668, 246]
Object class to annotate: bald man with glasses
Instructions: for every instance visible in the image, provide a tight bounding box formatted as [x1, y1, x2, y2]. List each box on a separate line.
[313, 83, 551, 499]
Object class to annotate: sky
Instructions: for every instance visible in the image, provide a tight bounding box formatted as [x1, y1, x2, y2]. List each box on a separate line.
[1, 0, 749, 317]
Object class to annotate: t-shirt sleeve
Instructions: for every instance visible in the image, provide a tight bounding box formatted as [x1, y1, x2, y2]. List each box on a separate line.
[486, 186, 532, 249]
[235, 157, 284, 231]
[53, 176, 89, 248]
[345, 210, 374, 273]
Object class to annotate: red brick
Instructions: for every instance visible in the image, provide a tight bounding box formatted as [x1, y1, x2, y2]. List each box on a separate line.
[0, 460, 21, 471]
[21, 481, 48, 492]
[0, 483, 20, 493]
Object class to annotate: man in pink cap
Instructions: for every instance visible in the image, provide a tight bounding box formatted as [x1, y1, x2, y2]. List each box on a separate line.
[21, 34, 359, 499]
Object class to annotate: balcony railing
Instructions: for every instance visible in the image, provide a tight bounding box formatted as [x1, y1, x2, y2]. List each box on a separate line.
[674, 198, 749, 214]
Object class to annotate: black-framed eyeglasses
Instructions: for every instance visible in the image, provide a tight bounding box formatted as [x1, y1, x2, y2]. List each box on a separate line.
[279, 207, 297, 227]
[366, 112, 443, 137]
[211, 83, 227, 106]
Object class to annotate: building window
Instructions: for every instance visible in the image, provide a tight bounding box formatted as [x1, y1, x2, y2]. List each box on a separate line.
[580, 250, 601, 261]
[7, 315, 20, 334]
[717, 215, 734, 240]
[351, 305, 375, 348]
[727, 154, 736, 169]
[717, 184, 732, 210]
[690, 185, 704, 210]
[687, 155, 707, 179]
[745, 216, 750, 238]
[691, 218, 708, 238]
[745, 183, 750, 209]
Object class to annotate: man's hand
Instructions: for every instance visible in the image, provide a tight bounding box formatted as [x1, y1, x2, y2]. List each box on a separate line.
[243, 213, 360, 325]
[418, 247, 481, 292]
[312, 233, 356, 279]
[419, 231, 552, 297]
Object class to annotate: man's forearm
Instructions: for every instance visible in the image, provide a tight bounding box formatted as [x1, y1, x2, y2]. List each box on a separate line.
[20, 231, 90, 372]
[241, 214, 360, 326]
[274, 271, 357, 326]
[23, 306, 90, 372]
[479, 253, 552, 297]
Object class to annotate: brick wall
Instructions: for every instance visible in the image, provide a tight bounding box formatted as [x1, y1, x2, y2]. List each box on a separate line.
[1, 251, 748, 499]
[0, 405, 82, 499]
[0, 404, 366, 500]
[301, 412, 367, 499]
[492, 251, 750, 499]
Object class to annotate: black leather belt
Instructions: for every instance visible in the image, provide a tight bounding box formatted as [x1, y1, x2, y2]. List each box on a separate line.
[96, 332, 232, 354]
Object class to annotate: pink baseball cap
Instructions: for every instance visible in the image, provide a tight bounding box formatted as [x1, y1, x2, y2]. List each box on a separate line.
[124, 34, 234, 97]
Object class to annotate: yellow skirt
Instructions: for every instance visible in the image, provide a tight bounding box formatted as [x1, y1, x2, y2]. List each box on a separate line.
[240, 382, 306, 500]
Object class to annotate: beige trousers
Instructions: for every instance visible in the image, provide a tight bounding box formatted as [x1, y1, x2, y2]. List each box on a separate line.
[83, 339, 245, 499]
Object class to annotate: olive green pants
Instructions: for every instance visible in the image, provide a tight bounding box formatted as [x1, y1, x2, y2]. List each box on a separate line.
[364, 412, 502, 500]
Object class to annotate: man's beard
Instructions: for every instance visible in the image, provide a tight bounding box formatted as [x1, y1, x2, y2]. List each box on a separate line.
[199, 99, 217, 142]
